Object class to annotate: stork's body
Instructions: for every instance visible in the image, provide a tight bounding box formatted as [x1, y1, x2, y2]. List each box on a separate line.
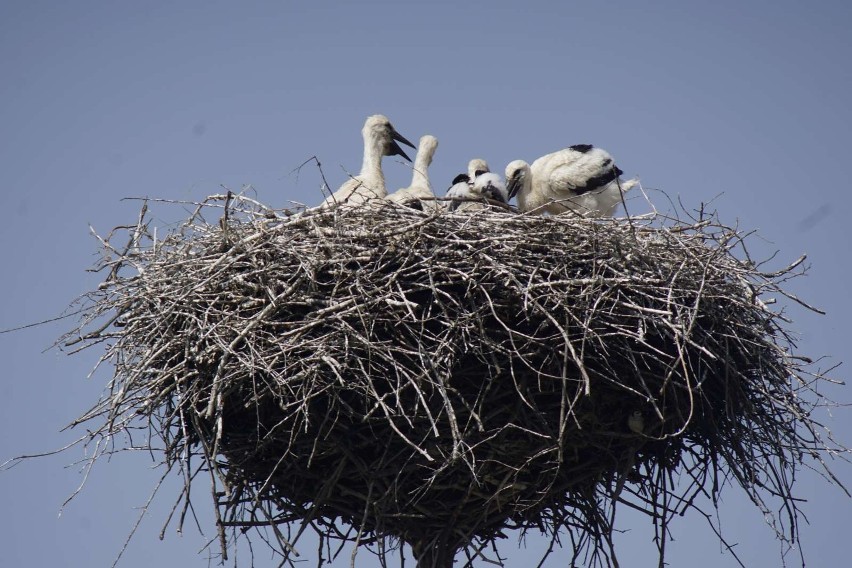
[446, 170, 508, 212]
[506, 144, 637, 217]
[387, 135, 439, 210]
[322, 115, 415, 208]
[472, 172, 508, 204]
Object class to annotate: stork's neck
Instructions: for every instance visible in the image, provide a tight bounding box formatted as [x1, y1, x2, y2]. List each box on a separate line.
[410, 151, 432, 188]
[360, 133, 386, 190]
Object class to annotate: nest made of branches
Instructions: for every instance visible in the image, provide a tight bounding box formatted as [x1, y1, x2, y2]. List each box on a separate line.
[63, 194, 844, 567]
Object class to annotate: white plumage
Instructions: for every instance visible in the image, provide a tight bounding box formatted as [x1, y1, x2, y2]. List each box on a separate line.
[467, 158, 490, 179]
[322, 114, 415, 208]
[506, 144, 637, 217]
[445, 173, 472, 209]
[471, 172, 508, 204]
[387, 135, 439, 210]
[504, 159, 534, 209]
[446, 170, 508, 212]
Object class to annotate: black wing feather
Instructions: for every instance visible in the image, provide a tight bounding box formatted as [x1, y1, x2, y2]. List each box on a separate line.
[569, 144, 594, 153]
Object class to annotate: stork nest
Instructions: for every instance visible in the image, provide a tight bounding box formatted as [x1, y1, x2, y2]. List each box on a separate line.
[62, 194, 844, 567]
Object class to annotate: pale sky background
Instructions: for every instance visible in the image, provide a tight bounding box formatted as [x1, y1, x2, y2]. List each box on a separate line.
[2, 1, 851, 567]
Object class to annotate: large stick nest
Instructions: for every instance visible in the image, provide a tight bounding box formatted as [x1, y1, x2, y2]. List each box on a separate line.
[64, 194, 843, 567]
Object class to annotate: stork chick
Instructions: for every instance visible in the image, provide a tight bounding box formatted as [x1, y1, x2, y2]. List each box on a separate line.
[387, 135, 439, 210]
[467, 158, 490, 179]
[322, 114, 415, 208]
[446, 171, 508, 212]
[506, 144, 637, 217]
[471, 171, 508, 204]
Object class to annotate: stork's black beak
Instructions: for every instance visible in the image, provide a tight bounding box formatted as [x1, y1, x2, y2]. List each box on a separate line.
[392, 128, 416, 150]
[388, 140, 412, 162]
[388, 128, 416, 162]
[506, 175, 522, 200]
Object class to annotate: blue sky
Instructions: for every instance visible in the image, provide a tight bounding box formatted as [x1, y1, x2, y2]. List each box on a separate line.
[1, 1, 850, 566]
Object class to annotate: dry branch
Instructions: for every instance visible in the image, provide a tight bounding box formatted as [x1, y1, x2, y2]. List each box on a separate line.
[57, 194, 846, 567]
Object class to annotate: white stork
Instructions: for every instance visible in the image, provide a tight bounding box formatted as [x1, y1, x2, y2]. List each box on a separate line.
[322, 114, 415, 208]
[506, 144, 637, 217]
[467, 158, 490, 179]
[471, 171, 508, 204]
[386, 135, 439, 210]
[445, 170, 508, 212]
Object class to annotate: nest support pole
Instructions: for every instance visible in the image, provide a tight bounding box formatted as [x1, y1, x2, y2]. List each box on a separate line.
[411, 536, 460, 568]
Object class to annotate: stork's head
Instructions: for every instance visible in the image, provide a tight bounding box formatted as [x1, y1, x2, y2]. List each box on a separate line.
[505, 160, 531, 200]
[416, 135, 439, 165]
[363, 114, 416, 161]
[467, 158, 490, 179]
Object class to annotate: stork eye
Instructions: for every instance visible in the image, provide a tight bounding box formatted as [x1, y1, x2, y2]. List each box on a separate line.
[474, 169, 487, 178]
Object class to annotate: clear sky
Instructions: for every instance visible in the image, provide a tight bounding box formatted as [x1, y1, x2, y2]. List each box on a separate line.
[1, 1, 850, 566]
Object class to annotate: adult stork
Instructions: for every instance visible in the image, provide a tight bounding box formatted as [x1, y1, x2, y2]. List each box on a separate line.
[322, 114, 416, 208]
[387, 135, 439, 210]
[505, 144, 637, 217]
